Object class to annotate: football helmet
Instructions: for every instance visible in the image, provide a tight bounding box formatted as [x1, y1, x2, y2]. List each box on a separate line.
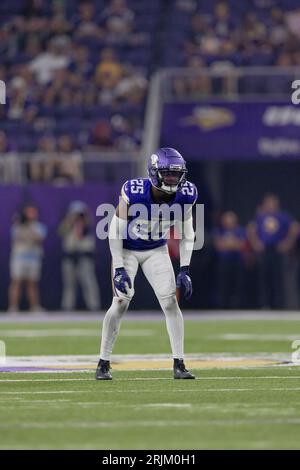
[148, 147, 187, 194]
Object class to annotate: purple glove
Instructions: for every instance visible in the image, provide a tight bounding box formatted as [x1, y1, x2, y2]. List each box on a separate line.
[176, 266, 193, 300]
[114, 267, 132, 295]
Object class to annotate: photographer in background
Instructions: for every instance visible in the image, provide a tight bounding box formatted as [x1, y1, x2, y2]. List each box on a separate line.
[59, 201, 100, 311]
[8, 204, 47, 313]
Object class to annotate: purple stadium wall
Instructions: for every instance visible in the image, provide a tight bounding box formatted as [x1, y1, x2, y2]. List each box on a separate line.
[0, 184, 116, 311]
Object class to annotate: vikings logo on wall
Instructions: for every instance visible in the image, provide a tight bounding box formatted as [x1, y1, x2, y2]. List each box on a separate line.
[181, 106, 235, 131]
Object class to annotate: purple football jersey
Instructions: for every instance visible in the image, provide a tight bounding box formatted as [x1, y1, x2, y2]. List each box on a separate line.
[213, 227, 246, 260]
[254, 211, 293, 247]
[120, 178, 198, 251]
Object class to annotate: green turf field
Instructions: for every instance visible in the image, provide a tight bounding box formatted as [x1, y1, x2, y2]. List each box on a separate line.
[1, 315, 300, 449]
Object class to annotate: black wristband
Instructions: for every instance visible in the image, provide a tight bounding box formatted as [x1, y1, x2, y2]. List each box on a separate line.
[180, 265, 190, 273]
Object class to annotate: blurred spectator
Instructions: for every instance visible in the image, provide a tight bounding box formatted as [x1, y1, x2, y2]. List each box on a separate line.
[58, 201, 100, 311]
[269, 8, 288, 46]
[52, 135, 83, 185]
[286, 8, 300, 39]
[186, 56, 212, 95]
[28, 135, 57, 182]
[68, 45, 93, 78]
[101, 0, 135, 26]
[213, 211, 246, 309]
[101, 0, 136, 47]
[74, 1, 104, 40]
[213, 2, 234, 38]
[8, 204, 47, 313]
[89, 120, 115, 149]
[49, 3, 73, 37]
[23, 0, 47, 17]
[95, 48, 124, 105]
[247, 194, 299, 309]
[7, 77, 29, 120]
[29, 36, 71, 84]
[0, 131, 21, 184]
[115, 68, 148, 105]
[173, 56, 212, 97]
[175, 0, 197, 13]
[112, 115, 141, 151]
[28, 135, 83, 183]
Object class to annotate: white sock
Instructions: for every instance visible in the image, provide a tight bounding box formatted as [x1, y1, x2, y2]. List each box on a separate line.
[159, 295, 184, 359]
[100, 297, 130, 361]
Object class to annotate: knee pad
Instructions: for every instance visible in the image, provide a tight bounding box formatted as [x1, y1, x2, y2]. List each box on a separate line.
[159, 295, 179, 316]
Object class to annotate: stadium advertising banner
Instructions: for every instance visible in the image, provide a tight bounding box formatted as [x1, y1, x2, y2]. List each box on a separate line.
[161, 101, 300, 160]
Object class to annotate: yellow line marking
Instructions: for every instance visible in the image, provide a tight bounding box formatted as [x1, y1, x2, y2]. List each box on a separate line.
[48, 359, 280, 371]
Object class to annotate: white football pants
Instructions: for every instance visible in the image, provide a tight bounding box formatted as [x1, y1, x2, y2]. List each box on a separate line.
[100, 245, 184, 361]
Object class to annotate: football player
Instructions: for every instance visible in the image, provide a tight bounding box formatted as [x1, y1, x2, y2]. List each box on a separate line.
[96, 148, 198, 380]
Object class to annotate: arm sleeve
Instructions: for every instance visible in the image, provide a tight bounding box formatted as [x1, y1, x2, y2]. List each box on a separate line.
[177, 215, 195, 268]
[108, 213, 127, 270]
[191, 185, 198, 206]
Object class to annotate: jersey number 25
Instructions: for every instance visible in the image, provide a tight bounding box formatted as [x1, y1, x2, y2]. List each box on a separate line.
[131, 179, 144, 194]
[181, 182, 194, 196]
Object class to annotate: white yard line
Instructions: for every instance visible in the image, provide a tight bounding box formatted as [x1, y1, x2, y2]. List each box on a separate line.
[0, 420, 207, 429]
[1, 418, 300, 430]
[1, 310, 300, 323]
[0, 376, 300, 383]
[1, 387, 300, 394]
[220, 334, 300, 341]
[0, 352, 290, 362]
[0, 329, 153, 337]
[0, 402, 193, 410]
[135, 403, 192, 409]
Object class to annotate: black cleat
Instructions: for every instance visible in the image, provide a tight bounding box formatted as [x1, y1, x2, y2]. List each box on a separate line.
[173, 359, 195, 379]
[95, 359, 112, 380]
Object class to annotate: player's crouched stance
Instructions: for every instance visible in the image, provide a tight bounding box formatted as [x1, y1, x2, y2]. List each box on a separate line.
[96, 148, 198, 380]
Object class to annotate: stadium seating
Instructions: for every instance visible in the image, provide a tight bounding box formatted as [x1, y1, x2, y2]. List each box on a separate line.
[1, 0, 300, 155]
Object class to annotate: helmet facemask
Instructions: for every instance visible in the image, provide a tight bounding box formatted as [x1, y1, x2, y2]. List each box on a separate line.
[159, 169, 186, 193]
[150, 167, 187, 194]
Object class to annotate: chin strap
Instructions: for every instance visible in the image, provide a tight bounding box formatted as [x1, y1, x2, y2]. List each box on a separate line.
[160, 183, 178, 194]
[157, 170, 185, 194]
[150, 180, 177, 194]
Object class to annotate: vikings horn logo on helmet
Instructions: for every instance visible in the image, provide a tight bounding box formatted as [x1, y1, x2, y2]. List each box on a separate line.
[151, 154, 159, 166]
